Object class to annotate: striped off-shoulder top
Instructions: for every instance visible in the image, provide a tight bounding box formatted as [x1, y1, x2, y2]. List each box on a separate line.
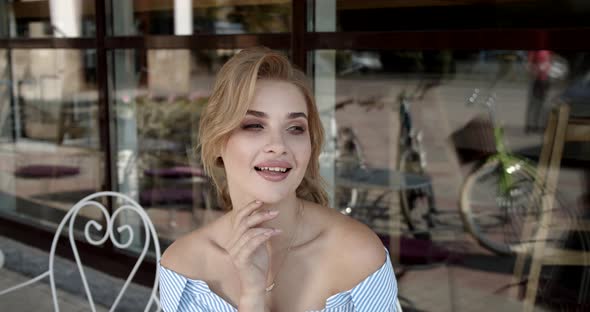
[158, 248, 399, 311]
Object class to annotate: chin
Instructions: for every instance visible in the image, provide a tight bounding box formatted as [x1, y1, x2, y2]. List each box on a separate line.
[248, 180, 301, 204]
[251, 190, 290, 204]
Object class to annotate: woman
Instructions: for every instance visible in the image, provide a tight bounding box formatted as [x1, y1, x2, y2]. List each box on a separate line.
[159, 47, 398, 311]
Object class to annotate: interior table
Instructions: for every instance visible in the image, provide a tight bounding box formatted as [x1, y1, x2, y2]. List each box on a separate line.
[336, 166, 431, 192]
[336, 166, 433, 262]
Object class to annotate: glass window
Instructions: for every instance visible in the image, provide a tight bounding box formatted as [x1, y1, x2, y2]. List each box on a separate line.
[109, 0, 291, 36]
[309, 0, 590, 32]
[0, 48, 102, 236]
[312, 49, 590, 310]
[0, 0, 96, 38]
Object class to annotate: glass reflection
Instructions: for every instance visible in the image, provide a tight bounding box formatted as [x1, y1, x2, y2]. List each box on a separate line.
[320, 49, 590, 310]
[0, 0, 95, 38]
[0, 49, 101, 234]
[110, 0, 291, 36]
[311, 0, 590, 32]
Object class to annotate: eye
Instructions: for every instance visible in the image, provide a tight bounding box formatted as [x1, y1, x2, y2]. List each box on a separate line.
[242, 123, 264, 131]
[288, 125, 306, 135]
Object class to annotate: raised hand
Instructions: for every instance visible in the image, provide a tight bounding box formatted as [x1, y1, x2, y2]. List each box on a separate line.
[224, 200, 281, 309]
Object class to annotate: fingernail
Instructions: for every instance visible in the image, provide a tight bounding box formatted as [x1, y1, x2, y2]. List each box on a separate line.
[255, 200, 262, 204]
[268, 210, 279, 215]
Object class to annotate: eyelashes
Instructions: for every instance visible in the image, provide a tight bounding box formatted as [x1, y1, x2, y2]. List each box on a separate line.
[242, 123, 264, 130]
[240, 123, 307, 134]
[288, 125, 306, 134]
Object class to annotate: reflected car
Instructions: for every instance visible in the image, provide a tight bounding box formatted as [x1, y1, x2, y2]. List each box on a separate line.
[340, 51, 383, 75]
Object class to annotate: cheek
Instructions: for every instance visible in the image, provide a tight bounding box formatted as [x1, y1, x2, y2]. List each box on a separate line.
[295, 137, 312, 168]
[223, 136, 254, 168]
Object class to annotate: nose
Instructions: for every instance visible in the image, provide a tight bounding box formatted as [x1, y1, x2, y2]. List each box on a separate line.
[263, 132, 287, 155]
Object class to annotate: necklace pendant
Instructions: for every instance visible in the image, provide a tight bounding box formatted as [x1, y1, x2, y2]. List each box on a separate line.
[265, 282, 275, 292]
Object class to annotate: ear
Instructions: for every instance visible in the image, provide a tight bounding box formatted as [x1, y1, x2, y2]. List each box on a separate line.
[215, 156, 224, 167]
[217, 146, 226, 167]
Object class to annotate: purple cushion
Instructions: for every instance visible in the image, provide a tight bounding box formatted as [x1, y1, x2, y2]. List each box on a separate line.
[140, 187, 194, 205]
[15, 165, 80, 178]
[144, 166, 204, 178]
[378, 235, 453, 265]
[399, 236, 451, 264]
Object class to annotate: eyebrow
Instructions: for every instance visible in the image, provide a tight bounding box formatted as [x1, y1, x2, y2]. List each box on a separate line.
[246, 110, 308, 119]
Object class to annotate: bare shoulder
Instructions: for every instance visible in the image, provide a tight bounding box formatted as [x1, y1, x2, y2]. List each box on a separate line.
[160, 220, 221, 279]
[330, 213, 387, 273]
[160, 228, 206, 277]
[309, 203, 386, 289]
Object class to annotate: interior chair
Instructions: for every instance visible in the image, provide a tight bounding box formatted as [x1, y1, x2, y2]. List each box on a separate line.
[513, 103, 590, 312]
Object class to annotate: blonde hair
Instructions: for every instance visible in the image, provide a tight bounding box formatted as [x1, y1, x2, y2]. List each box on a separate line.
[198, 47, 328, 210]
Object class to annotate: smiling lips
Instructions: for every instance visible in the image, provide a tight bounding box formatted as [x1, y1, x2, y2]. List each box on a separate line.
[254, 161, 292, 182]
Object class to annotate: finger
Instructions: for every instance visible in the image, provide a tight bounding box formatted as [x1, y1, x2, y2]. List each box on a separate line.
[230, 228, 273, 263]
[228, 201, 270, 244]
[244, 209, 279, 229]
[235, 229, 281, 266]
[233, 200, 264, 226]
[233, 210, 278, 244]
[231, 227, 279, 255]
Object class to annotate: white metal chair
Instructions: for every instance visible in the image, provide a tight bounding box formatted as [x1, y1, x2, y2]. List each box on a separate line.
[396, 297, 403, 311]
[0, 191, 161, 312]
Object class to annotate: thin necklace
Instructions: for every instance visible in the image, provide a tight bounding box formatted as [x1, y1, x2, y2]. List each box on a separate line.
[265, 199, 303, 293]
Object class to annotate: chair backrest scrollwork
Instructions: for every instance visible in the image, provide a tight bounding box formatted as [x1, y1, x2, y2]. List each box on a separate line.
[0, 191, 161, 312]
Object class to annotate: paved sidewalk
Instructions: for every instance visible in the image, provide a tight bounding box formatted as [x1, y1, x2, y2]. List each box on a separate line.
[397, 263, 550, 312]
[0, 267, 108, 312]
[0, 236, 158, 312]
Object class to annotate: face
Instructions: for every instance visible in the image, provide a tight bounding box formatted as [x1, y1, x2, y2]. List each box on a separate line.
[221, 80, 312, 205]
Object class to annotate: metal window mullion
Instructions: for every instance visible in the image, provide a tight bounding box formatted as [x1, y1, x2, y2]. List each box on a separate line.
[291, 0, 307, 72]
[304, 29, 590, 50]
[103, 33, 291, 50]
[95, 0, 115, 253]
[0, 38, 94, 49]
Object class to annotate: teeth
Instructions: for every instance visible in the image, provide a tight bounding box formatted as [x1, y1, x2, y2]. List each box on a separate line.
[259, 167, 287, 173]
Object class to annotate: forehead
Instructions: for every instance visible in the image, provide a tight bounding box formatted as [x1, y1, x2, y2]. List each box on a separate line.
[249, 80, 308, 115]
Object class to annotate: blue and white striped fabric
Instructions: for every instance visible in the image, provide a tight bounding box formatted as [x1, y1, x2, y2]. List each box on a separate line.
[159, 248, 398, 311]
